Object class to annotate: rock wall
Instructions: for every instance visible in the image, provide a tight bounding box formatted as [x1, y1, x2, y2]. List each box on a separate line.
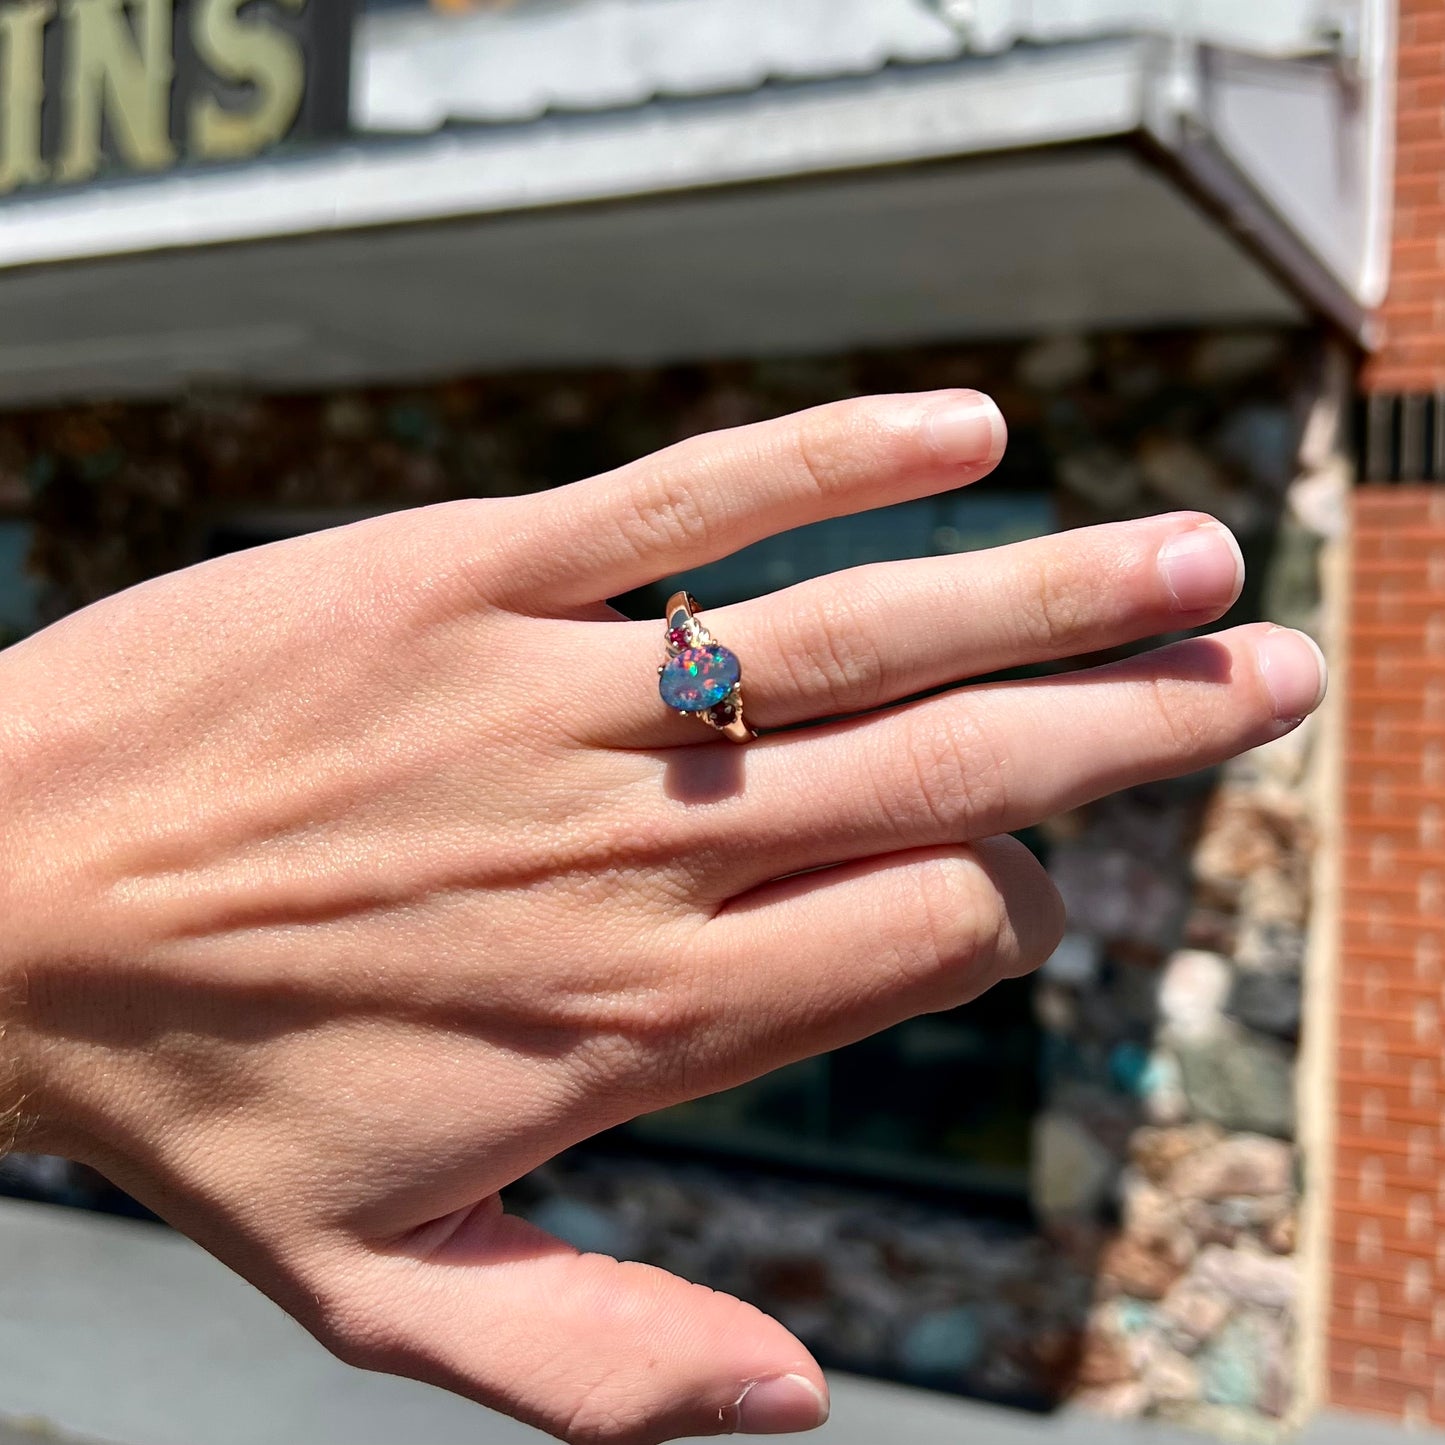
[0, 327, 1339, 1434]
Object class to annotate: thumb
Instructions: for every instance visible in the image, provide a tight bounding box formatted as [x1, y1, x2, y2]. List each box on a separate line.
[319, 1201, 830, 1444]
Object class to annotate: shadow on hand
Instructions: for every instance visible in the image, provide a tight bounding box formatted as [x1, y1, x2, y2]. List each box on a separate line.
[662, 741, 748, 804]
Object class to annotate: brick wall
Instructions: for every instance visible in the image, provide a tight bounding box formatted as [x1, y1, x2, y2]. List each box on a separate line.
[1363, 3, 1445, 394]
[1333, 490, 1445, 1422]
[1335, 2, 1445, 1421]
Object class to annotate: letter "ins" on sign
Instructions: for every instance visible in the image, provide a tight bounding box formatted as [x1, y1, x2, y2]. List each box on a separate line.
[0, 0, 352, 196]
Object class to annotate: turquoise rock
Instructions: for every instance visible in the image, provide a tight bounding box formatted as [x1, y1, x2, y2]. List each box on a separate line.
[897, 1306, 983, 1378]
[1201, 1318, 1262, 1409]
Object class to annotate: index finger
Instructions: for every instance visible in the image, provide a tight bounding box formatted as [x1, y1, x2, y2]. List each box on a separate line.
[479, 390, 1006, 611]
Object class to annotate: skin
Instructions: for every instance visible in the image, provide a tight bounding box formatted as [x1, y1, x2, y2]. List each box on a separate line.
[0, 391, 1325, 1443]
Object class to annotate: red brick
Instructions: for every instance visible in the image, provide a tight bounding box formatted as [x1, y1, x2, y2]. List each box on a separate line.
[1335, 1161, 1445, 1208]
[1349, 542, 1443, 566]
[1341, 767, 1435, 792]
[1335, 976, 1445, 1011]
[1354, 499, 1443, 522]
[1328, 1381, 1421, 1422]
[1346, 728, 1445, 762]
[1375, 302, 1445, 333]
[1337, 108, 1445, 1404]
[1343, 846, 1445, 875]
[1346, 697, 1431, 725]
[1388, 236, 1445, 269]
[1366, 335, 1445, 366]
[1332, 1240, 1441, 1279]
[1344, 655, 1445, 678]
[1342, 907, 1445, 932]
[1355, 586, 1445, 612]
[1399, 76, 1445, 110]
[1329, 1316, 1445, 1360]
[1335, 1138, 1439, 1173]
[1395, 146, 1445, 181]
[1338, 1047, 1445, 1088]
[1399, 112, 1445, 146]
[1352, 554, 1439, 573]
[1351, 535, 1445, 561]
[1400, 11, 1445, 47]
[1335, 1168, 1443, 1212]
[1334, 1087, 1441, 1123]
[1374, 272, 1445, 305]
[1327, 1338, 1445, 1393]
[1365, 365, 1445, 391]
[1392, 172, 1445, 208]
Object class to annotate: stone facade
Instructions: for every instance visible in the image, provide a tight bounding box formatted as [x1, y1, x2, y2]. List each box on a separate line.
[0, 326, 1338, 1433]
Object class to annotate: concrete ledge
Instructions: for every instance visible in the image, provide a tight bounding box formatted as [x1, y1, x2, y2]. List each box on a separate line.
[0, 1199, 1432, 1445]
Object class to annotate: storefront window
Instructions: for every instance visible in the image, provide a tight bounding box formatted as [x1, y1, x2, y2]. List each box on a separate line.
[0, 522, 39, 647]
[617, 490, 1055, 613]
[625, 979, 1041, 1199]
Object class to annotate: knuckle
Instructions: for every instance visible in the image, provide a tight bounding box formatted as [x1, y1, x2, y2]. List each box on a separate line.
[619, 474, 714, 563]
[1022, 554, 1086, 653]
[1144, 674, 1211, 755]
[900, 707, 1006, 838]
[792, 402, 878, 501]
[908, 856, 973, 969]
[901, 854, 1008, 994]
[775, 582, 888, 713]
[390, 497, 522, 610]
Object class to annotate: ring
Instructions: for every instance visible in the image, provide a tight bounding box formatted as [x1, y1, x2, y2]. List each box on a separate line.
[657, 591, 756, 743]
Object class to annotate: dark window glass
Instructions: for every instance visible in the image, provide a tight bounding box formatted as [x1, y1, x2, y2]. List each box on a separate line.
[0, 521, 39, 646]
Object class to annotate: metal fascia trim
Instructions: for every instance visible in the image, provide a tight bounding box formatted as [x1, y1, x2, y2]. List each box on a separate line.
[1137, 40, 1374, 346]
[0, 42, 1149, 271]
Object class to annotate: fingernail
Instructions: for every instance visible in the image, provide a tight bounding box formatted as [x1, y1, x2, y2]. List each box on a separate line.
[1256, 625, 1328, 720]
[924, 391, 1006, 467]
[735, 1374, 830, 1434]
[1158, 521, 1244, 613]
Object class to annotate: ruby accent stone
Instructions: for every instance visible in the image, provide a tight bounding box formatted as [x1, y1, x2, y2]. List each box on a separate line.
[667, 627, 692, 650]
[659, 645, 741, 712]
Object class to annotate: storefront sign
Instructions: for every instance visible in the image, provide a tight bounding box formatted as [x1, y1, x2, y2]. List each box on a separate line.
[0, 0, 353, 198]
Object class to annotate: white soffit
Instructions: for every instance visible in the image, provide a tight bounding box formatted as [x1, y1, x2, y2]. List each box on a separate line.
[353, 0, 1350, 134]
[0, 150, 1301, 408]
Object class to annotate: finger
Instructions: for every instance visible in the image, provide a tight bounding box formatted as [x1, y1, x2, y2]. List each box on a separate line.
[687, 837, 1061, 1085]
[587, 511, 1244, 746]
[327, 1210, 828, 1444]
[474, 390, 1006, 610]
[686, 623, 1326, 892]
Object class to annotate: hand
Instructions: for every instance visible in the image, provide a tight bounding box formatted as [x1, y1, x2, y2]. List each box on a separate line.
[0, 390, 1324, 1443]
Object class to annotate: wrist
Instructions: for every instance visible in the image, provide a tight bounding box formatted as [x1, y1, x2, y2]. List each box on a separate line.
[0, 695, 37, 1153]
[0, 644, 81, 1158]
